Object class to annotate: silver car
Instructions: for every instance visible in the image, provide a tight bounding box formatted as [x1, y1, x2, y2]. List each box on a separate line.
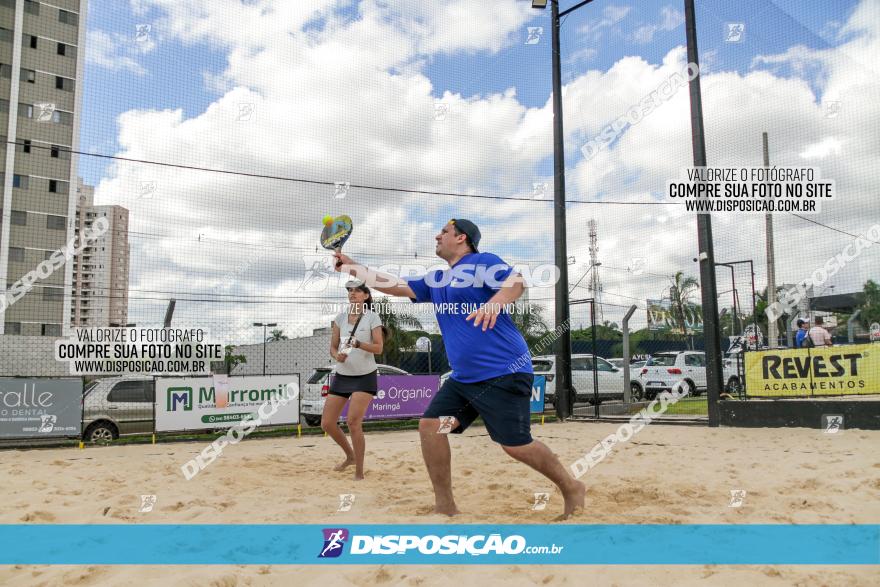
[81, 376, 156, 443]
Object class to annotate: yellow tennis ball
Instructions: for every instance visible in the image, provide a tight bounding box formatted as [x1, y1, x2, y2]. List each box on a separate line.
[322, 215, 333, 226]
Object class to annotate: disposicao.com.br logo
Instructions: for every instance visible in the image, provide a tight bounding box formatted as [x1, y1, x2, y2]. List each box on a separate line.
[318, 529, 563, 558]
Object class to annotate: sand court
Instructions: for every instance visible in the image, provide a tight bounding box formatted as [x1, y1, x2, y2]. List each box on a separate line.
[0, 422, 877, 585]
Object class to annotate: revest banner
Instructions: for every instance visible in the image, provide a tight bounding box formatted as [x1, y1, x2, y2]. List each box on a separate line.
[744, 344, 879, 397]
[155, 374, 300, 432]
[0, 378, 83, 438]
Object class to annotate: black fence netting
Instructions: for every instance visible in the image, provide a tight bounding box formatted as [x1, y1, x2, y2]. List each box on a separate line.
[0, 0, 877, 445]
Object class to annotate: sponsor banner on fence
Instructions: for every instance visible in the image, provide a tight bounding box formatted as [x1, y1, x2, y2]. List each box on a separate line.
[531, 375, 546, 413]
[339, 375, 439, 420]
[0, 378, 82, 438]
[745, 344, 879, 397]
[646, 299, 703, 333]
[155, 375, 299, 432]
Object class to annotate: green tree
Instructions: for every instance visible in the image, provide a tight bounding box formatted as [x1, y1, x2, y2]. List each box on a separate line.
[748, 285, 790, 343]
[571, 323, 622, 341]
[858, 279, 880, 328]
[668, 271, 700, 335]
[372, 298, 423, 366]
[268, 329, 288, 341]
[223, 344, 247, 374]
[509, 303, 550, 346]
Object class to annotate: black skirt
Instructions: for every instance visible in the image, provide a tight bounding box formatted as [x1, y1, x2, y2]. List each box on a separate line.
[328, 370, 378, 396]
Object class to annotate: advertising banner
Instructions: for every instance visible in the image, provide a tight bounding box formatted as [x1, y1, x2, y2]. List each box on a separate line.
[0, 378, 82, 438]
[744, 344, 879, 396]
[339, 375, 439, 421]
[531, 375, 546, 413]
[646, 299, 703, 333]
[155, 374, 299, 432]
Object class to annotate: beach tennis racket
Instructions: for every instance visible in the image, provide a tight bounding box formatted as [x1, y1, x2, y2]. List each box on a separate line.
[320, 214, 353, 268]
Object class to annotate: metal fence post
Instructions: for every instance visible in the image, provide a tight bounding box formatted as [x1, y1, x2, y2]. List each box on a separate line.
[847, 310, 861, 344]
[591, 300, 599, 418]
[622, 305, 637, 402]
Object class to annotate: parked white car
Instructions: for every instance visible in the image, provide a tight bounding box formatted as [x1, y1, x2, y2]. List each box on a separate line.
[300, 364, 409, 426]
[531, 354, 626, 404]
[634, 351, 706, 400]
[633, 351, 743, 400]
[722, 352, 745, 395]
[609, 358, 648, 378]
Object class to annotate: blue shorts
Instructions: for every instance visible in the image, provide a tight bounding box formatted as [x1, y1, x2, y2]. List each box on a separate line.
[422, 372, 534, 447]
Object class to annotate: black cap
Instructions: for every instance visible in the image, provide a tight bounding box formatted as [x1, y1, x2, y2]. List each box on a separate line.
[449, 218, 480, 252]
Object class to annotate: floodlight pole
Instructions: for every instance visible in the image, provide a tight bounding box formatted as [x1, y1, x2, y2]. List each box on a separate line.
[683, 0, 723, 427]
[534, 0, 597, 421]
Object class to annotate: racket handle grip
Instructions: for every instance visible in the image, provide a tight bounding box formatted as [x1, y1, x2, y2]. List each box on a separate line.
[334, 246, 342, 269]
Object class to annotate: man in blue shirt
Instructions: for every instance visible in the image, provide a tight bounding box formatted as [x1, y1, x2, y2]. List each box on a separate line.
[795, 319, 809, 348]
[334, 219, 585, 518]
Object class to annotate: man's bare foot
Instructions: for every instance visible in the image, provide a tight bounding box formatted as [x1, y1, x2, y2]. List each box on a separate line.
[560, 479, 586, 519]
[433, 503, 461, 516]
[353, 471, 365, 480]
[334, 457, 355, 471]
[556, 479, 587, 520]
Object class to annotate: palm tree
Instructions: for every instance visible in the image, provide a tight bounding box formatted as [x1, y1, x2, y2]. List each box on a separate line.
[223, 345, 247, 374]
[509, 302, 550, 346]
[267, 329, 288, 341]
[668, 271, 700, 335]
[372, 297, 423, 366]
[749, 285, 790, 345]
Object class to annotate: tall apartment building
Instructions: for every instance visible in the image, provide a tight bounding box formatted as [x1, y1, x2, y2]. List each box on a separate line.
[0, 0, 87, 335]
[71, 179, 130, 328]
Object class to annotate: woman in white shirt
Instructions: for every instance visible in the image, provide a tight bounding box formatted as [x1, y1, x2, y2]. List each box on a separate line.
[323, 279, 384, 480]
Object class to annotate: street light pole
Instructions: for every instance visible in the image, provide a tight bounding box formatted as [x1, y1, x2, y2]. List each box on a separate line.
[549, 0, 573, 421]
[253, 322, 277, 376]
[763, 132, 778, 348]
[683, 0, 723, 427]
[533, 0, 596, 421]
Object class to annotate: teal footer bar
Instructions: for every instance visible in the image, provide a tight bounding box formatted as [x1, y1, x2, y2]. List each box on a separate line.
[1, 524, 877, 565]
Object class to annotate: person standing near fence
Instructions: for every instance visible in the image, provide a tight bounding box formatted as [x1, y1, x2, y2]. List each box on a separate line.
[323, 279, 384, 480]
[795, 319, 810, 348]
[808, 316, 834, 347]
[332, 219, 585, 518]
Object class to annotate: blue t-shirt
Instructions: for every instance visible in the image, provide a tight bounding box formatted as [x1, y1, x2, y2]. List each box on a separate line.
[795, 329, 807, 348]
[406, 252, 533, 383]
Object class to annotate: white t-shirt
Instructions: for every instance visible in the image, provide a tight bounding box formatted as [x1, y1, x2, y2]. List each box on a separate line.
[808, 326, 832, 347]
[333, 309, 382, 376]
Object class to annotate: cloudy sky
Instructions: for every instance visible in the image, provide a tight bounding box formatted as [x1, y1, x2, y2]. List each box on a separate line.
[80, 0, 880, 343]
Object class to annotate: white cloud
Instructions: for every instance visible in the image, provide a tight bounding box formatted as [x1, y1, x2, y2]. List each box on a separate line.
[86, 30, 149, 75]
[576, 5, 632, 41]
[632, 6, 684, 44]
[799, 136, 844, 159]
[566, 46, 598, 66]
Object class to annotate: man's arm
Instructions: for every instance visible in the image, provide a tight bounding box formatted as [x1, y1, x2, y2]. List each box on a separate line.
[333, 251, 416, 298]
[490, 272, 526, 306]
[467, 273, 527, 331]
